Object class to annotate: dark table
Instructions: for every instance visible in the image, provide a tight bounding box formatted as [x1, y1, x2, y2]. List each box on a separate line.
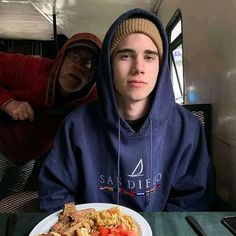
[1, 211, 236, 236]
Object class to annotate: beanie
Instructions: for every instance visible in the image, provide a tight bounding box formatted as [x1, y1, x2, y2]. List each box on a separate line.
[111, 18, 163, 63]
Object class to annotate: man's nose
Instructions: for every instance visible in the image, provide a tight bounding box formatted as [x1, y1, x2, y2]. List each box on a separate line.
[73, 61, 85, 71]
[131, 57, 145, 74]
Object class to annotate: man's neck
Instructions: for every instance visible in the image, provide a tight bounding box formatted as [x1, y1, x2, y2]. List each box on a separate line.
[118, 99, 151, 121]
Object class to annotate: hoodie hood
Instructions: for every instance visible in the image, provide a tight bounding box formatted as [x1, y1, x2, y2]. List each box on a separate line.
[45, 32, 102, 108]
[97, 8, 175, 130]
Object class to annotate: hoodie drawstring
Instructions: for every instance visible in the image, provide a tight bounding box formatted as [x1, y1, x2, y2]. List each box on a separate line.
[117, 117, 121, 205]
[146, 118, 153, 207]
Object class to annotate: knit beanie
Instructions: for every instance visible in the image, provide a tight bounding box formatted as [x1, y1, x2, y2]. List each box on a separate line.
[111, 18, 163, 63]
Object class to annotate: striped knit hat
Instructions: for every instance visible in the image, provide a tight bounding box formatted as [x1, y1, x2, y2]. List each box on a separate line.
[111, 18, 163, 63]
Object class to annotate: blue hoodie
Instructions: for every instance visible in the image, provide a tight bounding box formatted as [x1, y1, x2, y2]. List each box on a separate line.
[39, 8, 215, 212]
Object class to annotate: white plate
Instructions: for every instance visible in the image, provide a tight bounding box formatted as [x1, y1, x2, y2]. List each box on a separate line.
[29, 203, 152, 236]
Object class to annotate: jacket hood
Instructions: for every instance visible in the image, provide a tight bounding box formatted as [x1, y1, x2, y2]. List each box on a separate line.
[97, 8, 175, 130]
[45, 32, 102, 108]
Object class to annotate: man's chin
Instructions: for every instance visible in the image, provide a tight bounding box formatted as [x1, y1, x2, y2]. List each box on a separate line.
[70, 74, 83, 82]
[63, 85, 83, 94]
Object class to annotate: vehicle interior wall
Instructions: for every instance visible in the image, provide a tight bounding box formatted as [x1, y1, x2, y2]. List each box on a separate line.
[157, 0, 236, 209]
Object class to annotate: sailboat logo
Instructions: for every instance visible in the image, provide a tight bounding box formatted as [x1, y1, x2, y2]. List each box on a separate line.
[128, 159, 144, 177]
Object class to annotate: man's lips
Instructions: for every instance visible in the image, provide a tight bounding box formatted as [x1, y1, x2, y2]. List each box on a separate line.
[69, 73, 83, 82]
[128, 80, 147, 84]
[128, 80, 147, 87]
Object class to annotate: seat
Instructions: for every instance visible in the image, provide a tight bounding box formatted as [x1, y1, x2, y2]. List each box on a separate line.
[0, 191, 39, 212]
[0, 153, 47, 213]
[182, 104, 212, 156]
[183, 104, 232, 210]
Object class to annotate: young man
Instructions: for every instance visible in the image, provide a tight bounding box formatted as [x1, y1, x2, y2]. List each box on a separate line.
[39, 8, 215, 212]
[0, 33, 102, 199]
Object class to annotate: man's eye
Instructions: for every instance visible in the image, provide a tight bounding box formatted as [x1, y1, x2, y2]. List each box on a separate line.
[145, 55, 157, 61]
[120, 53, 133, 60]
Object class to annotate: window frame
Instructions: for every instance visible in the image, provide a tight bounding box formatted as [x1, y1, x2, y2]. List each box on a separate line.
[166, 9, 185, 104]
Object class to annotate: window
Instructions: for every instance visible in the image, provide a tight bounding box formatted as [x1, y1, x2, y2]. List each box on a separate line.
[166, 10, 184, 104]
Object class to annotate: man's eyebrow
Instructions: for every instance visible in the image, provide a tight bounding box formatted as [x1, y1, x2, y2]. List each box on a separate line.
[115, 48, 135, 54]
[144, 50, 159, 55]
[115, 48, 159, 56]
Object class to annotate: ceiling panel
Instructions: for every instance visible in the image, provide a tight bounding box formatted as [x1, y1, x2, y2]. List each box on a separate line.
[0, 1, 54, 40]
[0, 0, 159, 40]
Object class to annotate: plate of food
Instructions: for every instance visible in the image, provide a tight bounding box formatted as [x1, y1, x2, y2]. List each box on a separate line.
[29, 202, 152, 236]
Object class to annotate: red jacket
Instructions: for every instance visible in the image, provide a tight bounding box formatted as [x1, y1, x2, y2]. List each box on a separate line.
[0, 33, 102, 161]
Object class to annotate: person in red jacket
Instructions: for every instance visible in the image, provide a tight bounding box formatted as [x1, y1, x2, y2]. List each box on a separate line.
[0, 32, 102, 199]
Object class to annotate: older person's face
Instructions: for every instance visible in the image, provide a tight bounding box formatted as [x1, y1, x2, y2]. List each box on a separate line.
[58, 46, 97, 95]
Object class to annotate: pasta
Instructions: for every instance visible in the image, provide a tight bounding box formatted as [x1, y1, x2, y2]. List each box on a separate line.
[38, 202, 139, 236]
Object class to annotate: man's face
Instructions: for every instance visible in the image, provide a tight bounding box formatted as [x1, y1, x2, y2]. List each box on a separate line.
[58, 46, 97, 95]
[112, 33, 160, 108]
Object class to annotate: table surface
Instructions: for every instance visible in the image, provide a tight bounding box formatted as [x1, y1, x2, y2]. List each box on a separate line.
[1, 211, 236, 236]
